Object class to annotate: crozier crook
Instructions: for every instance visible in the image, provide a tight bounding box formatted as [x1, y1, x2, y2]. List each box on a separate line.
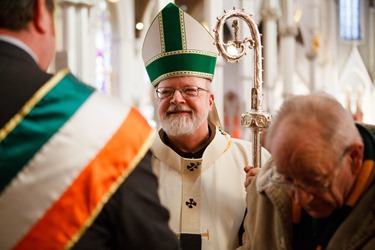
[214, 7, 272, 168]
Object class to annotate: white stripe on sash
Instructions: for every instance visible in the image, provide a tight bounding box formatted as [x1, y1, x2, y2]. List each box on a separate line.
[0, 92, 130, 249]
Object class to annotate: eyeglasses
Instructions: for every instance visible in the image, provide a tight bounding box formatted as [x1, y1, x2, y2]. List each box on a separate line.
[269, 147, 349, 195]
[155, 86, 210, 99]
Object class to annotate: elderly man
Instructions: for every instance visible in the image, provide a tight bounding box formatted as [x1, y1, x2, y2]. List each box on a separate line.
[240, 93, 375, 249]
[142, 3, 269, 250]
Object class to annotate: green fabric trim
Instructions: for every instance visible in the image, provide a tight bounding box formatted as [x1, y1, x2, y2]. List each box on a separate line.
[0, 73, 94, 193]
[356, 123, 375, 161]
[146, 53, 216, 84]
[161, 3, 184, 52]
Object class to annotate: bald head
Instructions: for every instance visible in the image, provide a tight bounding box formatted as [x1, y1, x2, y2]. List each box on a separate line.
[266, 93, 362, 158]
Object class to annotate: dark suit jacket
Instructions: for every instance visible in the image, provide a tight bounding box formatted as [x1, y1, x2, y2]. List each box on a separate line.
[0, 40, 179, 249]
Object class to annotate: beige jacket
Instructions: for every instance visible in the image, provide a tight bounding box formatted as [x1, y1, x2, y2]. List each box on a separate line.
[239, 159, 375, 250]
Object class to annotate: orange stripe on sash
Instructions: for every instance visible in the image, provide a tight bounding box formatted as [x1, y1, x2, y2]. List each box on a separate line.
[14, 107, 153, 249]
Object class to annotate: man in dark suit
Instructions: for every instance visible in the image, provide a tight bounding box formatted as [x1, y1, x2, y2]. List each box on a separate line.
[0, 0, 180, 249]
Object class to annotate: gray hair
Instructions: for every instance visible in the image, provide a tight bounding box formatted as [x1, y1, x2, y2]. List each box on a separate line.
[265, 93, 361, 157]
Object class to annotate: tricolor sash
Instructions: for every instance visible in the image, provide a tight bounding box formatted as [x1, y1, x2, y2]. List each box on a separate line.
[0, 69, 154, 249]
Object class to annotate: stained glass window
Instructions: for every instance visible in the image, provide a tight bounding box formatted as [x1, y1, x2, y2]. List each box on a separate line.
[95, 0, 112, 94]
[339, 0, 361, 41]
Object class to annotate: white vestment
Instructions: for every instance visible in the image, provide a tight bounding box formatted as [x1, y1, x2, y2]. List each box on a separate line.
[151, 126, 270, 250]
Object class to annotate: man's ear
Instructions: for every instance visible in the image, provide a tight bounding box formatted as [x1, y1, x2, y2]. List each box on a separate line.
[347, 143, 364, 175]
[33, 0, 50, 34]
[209, 93, 214, 107]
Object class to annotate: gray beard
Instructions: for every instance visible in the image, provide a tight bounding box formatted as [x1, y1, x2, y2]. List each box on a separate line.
[160, 115, 197, 136]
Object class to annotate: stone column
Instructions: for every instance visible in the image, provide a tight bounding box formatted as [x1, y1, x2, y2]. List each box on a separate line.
[59, 1, 77, 75]
[57, 0, 93, 83]
[369, 0, 375, 82]
[113, 0, 136, 101]
[279, 0, 298, 100]
[204, 0, 224, 124]
[78, 3, 95, 84]
[261, 0, 280, 113]
[305, 0, 321, 92]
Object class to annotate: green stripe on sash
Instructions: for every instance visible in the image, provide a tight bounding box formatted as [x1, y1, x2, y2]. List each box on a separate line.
[146, 53, 216, 83]
[162, 4, 183, 52]
[0, 73, 94, 193]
